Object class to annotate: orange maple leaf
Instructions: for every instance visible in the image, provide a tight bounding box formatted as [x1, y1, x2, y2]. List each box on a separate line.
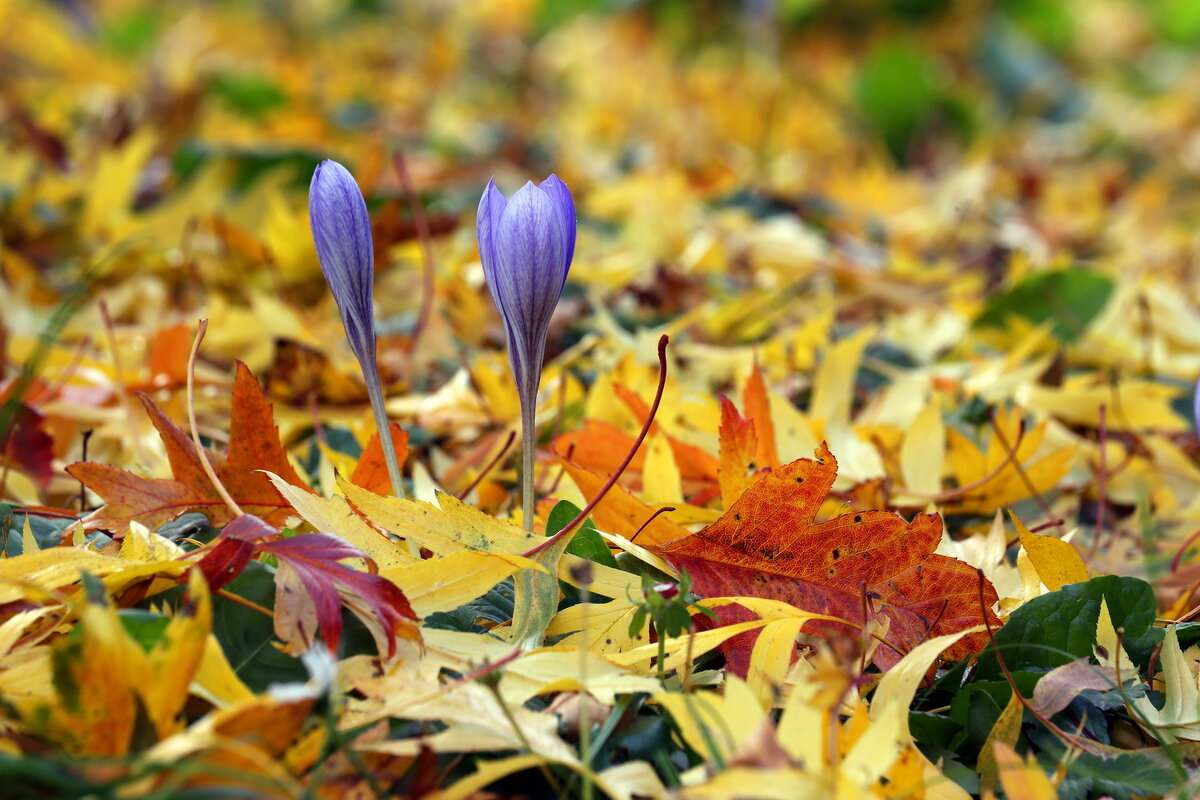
[653, 442, 998, 673]
[351, 422, 410, 494]
[68, 362, 314, 533]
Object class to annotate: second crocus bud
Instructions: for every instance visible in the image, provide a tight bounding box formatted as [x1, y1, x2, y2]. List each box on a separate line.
[309, 159, 405, 499]
[477, 175, 576, 528]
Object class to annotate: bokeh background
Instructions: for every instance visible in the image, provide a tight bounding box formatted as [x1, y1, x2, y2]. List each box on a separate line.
[4, 0, 1200, 510]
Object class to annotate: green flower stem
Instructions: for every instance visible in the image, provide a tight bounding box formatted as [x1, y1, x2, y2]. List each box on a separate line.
[363, 369, 406, 500]
[520, 393, 537, 531]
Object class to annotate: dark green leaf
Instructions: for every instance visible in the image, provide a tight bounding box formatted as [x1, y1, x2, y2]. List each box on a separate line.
[972, 266, 1114, 342]
[545, 500, 617, 569]
[976, 575, 1157, 680]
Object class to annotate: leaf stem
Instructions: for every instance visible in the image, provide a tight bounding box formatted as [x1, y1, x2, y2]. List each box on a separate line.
[187, 319, 243, 520]
[456, 429, 516, 502]
[524, 335, 670, 558]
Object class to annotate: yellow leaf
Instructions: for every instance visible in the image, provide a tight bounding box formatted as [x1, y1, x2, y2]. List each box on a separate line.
[746, 617, 808, 709]
[643, 431, 683, 504]
[977, 689, 1024, 793]
[870, 626, 984, 739]
[382, 550, 540, 618]
[675, 767, 828, 800]
[21, 516, 38, 555]
[993, 742, 1057, 800]
[1010, 510, 1088, 591]
[809, 326, 876, 435]
[898, 396, 945, 499]
[944, 407, 1074, 515]
[267, 472, 415, 568]
[1024, 376, 1186, 432]
[656, 675, 766, 765]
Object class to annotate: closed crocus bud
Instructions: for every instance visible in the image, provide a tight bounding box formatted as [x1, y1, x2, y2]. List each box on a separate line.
[309, 159, 405, 498]
[309, 160, 376, 366]
[477, 175, 575, 528]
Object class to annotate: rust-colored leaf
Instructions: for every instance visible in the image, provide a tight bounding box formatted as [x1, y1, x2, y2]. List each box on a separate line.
[742, 361, 779, 470]
[67, 362, 314, 533]
[351, 422, 411, 494]
[653, 443, 998, 673]
[718, 393, 757, 507]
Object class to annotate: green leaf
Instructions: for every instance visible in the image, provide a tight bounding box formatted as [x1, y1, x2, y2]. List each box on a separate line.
[118, 610, 171, 652]
[210, 561, 306, 692]
[976, 575, 1157, 680]
[972, 266, 1114, 342]
[424, 579, 515, 634]
[855, 42, 938, 164]
[545, 500, 617, 569]
[210, 72, 288, 119]
[1031, 729, 1180, 800]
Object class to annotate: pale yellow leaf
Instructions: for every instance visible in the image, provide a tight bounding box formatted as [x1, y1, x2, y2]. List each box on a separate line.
[267, 472, 414, 568]
[1011, 510, 1088, 591]
[898, 396, 945, 498]
[383, 550, 540, 618]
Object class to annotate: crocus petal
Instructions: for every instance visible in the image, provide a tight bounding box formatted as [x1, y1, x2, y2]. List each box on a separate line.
[476, 178, 508, 316]
[493, 181, 567, 345]
[538, 174, 576, 285]
[476, 174, 576, 416]
[309, 160, 376, 363]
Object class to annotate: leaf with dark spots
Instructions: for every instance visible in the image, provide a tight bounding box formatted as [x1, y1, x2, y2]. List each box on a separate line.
[653, 443, 998, 674]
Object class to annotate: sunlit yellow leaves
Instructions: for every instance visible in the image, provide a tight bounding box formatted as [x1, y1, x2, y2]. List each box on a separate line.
[1022, 375, 1187, 433]
[5, 570, 210, 755]
[944, 406, 1074, 515]
[1010, 510, 1088, 592]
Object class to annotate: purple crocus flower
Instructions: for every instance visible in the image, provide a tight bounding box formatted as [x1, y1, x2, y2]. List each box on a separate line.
[477, 176, 575, 527]
[309, 159, 405, 498]
[310, 160, 377, 366]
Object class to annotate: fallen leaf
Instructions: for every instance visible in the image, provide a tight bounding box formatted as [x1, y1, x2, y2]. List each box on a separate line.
[653, 443, 998, 672]
[68, 361, 315, 533]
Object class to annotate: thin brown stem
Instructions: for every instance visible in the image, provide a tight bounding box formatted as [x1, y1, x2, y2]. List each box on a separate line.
[524, 336, 670, 559]
[216, 588, 273, 618]
[186, 320, 243, 520]
[457, 430, 516, 501]
[629, 506, 676, 545]
[988, 411, 1064, 533]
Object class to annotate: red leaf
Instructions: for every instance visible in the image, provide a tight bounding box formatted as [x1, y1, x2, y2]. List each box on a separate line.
[196, 514, 420, 657]
[259, 532, 419, 657]
[653, 443, 998, 674]
[2, 403, 55, 488]
[68, 362, 314, 533]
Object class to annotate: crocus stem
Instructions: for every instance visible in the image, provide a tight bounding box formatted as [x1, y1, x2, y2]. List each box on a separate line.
[362, 363, 406, 500]
[520, 391, 537, 531]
